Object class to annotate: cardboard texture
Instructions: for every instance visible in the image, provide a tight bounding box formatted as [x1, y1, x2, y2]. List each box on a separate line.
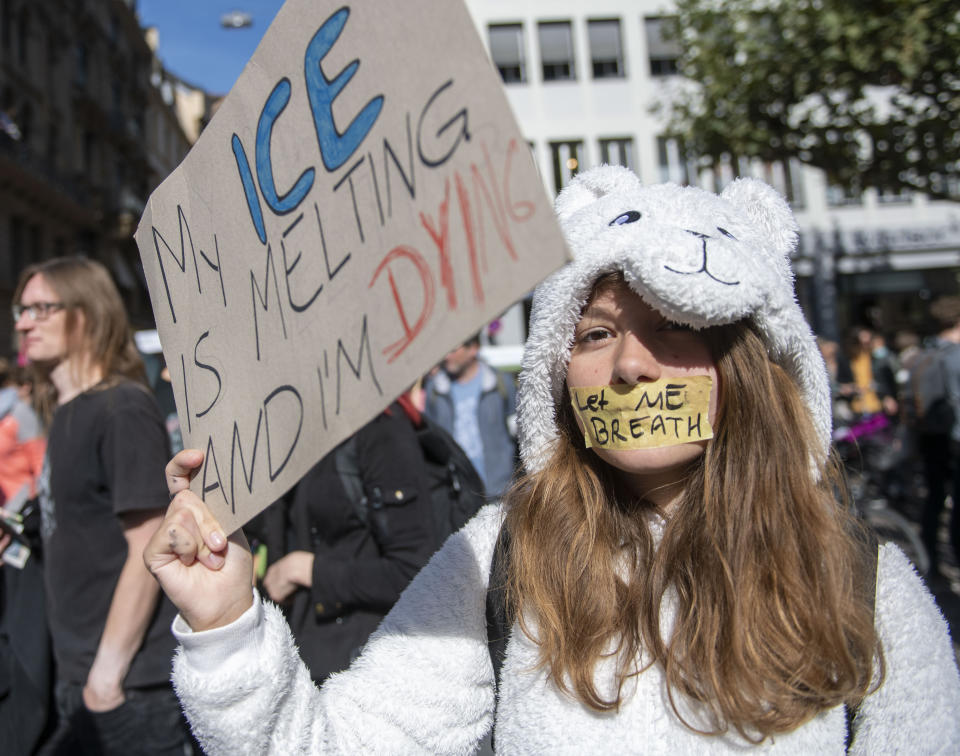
[569, 377, 714, 450]
[135, 0, 570, 532]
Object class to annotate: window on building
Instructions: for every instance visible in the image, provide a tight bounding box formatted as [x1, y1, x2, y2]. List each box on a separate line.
[30, 224, 42, 263]
[588, 19, 624, 79]
[758, 158, 805, 209]
[17, 8, 28, 66]
[930, 173, 960, 198]
[0, 0, 10, 52]
[644, 17, 680, 77]
[701, 154, 746, 194]
[116, 156, 127, 190]
[876, 186, 912, 204]
[488, 23, 526, 84]
[599, 137, 634, 170]
[82, 131, 96, 174]
[657, 136, 697, 185]
[18, 101, 31, 144]
[47, 123, 59, 171]
[539, 21, 575, 82]
[75, 42, 88, 87]
[826, 181, 863, 207]
[10, 215, 23, 283]
[550, 140, 583, 193]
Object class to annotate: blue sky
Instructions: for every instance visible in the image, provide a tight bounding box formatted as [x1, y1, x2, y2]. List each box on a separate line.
[137, 0, 285, 94]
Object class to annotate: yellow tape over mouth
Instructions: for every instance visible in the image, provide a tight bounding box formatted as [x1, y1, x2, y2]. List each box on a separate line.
[569, 377, 714, 450]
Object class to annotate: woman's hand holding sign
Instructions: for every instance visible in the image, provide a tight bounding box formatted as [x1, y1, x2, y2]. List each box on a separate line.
[144, 449, 255, 631]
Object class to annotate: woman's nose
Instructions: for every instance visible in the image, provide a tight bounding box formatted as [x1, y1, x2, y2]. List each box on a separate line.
[612, 333, 661, 384]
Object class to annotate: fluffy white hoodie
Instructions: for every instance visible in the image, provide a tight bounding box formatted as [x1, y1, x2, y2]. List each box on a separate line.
[172, 504, 960, 754]
[171, 169, 960, 753]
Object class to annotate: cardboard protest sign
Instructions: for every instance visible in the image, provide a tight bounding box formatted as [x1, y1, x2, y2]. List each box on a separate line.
[569, 378, 714, 450]
[135, 0, 570, 533]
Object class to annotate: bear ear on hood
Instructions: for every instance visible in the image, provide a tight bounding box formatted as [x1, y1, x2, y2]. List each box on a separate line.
[555, 164, 644, 225]
[720, 177, 799, 261]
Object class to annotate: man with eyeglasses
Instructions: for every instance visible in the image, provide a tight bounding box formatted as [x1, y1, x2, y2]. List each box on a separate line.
[8, 257, 191, 755]
[12, 301, 65, 320]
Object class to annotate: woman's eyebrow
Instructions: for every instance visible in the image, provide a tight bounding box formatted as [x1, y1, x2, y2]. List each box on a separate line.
[579, 304, 618, 321]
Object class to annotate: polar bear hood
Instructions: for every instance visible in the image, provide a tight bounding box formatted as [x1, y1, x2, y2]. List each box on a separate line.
[517, 164, 830, 473]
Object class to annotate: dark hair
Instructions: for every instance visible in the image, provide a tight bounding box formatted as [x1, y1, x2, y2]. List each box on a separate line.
[930, 296, 960, 331]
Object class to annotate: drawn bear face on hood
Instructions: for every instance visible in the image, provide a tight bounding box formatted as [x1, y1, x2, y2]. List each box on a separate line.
[517, 165, 830, 474]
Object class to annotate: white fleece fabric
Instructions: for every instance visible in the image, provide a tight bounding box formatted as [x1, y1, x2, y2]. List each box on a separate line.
[172, 505, 960, 755]
[171, 169, 959, 751]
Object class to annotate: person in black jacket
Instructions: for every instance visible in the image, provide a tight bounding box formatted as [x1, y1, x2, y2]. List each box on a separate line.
[249, 394, 438, 683]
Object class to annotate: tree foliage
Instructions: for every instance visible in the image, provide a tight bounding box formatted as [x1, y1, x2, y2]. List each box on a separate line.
[665, 0, 960, 200]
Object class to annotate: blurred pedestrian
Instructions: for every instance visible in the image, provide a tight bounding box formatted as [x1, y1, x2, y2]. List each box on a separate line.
[847, 326, 898, 418]
[0, 356, 45, 514]
[893, 330, 922, 424]
[0, 358, 51, 756]
[913, 296, 960, 580]
[890, 330, 924, 498]
[816, 336, 855, 425]
[424, 333, 517, 497]
[9, 257, 189, 755]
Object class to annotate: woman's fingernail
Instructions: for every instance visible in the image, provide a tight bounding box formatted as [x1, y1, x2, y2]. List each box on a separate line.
[209, 530, 226, 550]
[209, 553, 224, 568]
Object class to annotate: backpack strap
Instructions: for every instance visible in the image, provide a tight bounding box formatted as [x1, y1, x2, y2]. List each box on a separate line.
[845, 528, 880, 752]
[334, 434, 369, 524]
[486, 524, 512, 697]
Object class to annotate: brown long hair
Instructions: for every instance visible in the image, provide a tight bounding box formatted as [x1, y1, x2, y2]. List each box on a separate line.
[14, 257, 147, 423]
[503, 283, 881, 741]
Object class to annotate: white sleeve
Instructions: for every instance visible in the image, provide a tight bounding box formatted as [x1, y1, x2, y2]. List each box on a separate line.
[171, 505, 503, 755]
[851, 543, 960, 754]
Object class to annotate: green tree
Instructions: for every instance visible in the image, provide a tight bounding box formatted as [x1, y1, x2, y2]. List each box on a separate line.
[664, 0, 960, 200]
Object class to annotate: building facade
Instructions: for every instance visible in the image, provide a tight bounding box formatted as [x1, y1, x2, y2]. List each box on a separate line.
[0, 0, 197, 350]
[464, 0, 960, 346]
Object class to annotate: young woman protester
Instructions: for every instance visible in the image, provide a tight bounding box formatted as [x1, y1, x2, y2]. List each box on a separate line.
[146, 167, 960, 753]
[10, 257, 192, 755]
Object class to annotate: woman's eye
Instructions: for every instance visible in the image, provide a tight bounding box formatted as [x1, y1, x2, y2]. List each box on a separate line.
[579, 328, 612, 342]
[609, 210, 641, 226]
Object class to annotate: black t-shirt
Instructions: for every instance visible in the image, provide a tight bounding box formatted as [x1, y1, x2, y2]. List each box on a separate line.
[38, 379, 176, 688]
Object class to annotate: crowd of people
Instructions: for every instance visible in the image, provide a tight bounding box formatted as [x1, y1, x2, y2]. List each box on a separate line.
[817, 298, 960, 581]
[0, 165, 959, 754]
